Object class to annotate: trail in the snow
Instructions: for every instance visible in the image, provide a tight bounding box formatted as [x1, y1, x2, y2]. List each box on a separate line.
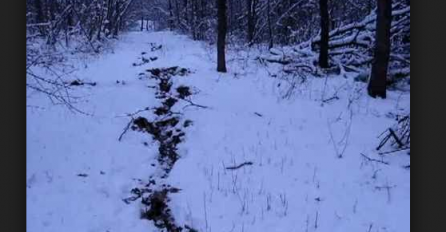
[123, 65, 201, 232]
[27, 31, 409, 232]
[27, 32, 186, 232]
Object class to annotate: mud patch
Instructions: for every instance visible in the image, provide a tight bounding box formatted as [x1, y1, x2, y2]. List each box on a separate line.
[146, 67, 191, 79]
[124, 65, 199, 232]
[68, 79, 97, 86]
[176, 86, 192, 99]
[140, 188, 191, 232]
[149, 43, 163, 52]
[133, 56, 158, 67]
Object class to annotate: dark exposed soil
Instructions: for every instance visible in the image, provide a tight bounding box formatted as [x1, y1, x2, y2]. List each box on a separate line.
[149, 43, 163, 52]
[133, 56, 158, 66]
[69, 79, 97, 86]
[176, 86, 192, 99]
[125, 65, 197, 232]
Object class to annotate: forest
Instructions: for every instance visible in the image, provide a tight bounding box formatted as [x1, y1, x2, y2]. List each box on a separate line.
[27, 1, 410, 232]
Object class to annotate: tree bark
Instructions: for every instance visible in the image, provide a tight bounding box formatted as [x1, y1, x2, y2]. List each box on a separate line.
[368, 0, 392, 99]
[113, 0, 121, 36]
[141, 16, 144, 31]
[267, 0, 273, 49]
[168, 0, 174, 30]
[217, 0, 227, 73]
[35, 0, 46, 35]
[318, 0, 329, 68]
[247, 0, 255, 45]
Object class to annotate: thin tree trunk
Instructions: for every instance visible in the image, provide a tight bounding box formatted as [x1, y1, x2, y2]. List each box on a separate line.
[175, 0, 180, 30]
[97, 3, 104, 41]
[168, 0, 174, 30]
[267, 0, 273, 49]
[141, 16, 144, 31]
[35, 0, 46, 35]
[318, 0, 329, 68]
[247, 0, 254, 44]
[105, 0, 113, 36]
[217, 0, 227, 73]
[113, 0, 121, 36]
[368, 0, 392, 99]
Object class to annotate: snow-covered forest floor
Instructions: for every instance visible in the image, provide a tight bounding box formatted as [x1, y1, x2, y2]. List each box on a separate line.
[27, 31, 410, 232]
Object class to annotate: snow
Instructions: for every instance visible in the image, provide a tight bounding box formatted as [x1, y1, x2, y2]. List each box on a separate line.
[27, 31, 410, 232]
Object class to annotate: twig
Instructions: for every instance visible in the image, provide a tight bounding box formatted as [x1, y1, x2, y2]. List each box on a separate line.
[376, 133, 392, 150]
[388, 128, 404, 148]
[118, 118, 134, 142]
[203, 192, 209, 232]
[327, 121, 340, 158]
[181, 98, 209, 109]
[379, 147, 410, 155]
[367, 223, 373, 232]
[254, 112, 263, 117]
[125, 107, 152, 117]
[375, 181, 396, 204]
[322, 95, 339, 103]
[226, 162, 254, 170]
[314, 211, 319, 229]
[360, 153, 389, 165]
[305, 214, 309, 232]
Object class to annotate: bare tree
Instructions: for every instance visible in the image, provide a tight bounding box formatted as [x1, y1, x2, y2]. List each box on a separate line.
[217, 0, 228, 72]
[318, 0, 329, 68]
[267, 0, 273, 49]
[247, 0, 257, 45]
[368, 0, 392, 98]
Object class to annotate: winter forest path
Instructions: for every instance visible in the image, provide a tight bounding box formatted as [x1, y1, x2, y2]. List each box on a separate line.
[27, 31, 410, 232]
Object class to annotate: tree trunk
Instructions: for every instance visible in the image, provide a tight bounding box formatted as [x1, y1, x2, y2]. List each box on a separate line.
[113, 0, 121, 37]
[175, 0, 181, 29]
[267, 0, 273, 49]
[247, 0, 255, 45]
[141, 16, 144, 31]
[368, 0, 392, 99]
[168, 0, 174, 30]
[217, 0, 227, 73]
[318, 0, 329, 68]
[35, 0, 46, 35]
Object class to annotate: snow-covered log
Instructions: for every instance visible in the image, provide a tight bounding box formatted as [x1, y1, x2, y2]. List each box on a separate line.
[260, 3, 410, 82]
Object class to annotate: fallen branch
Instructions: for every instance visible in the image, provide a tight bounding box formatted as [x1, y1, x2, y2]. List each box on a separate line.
[379, 147, 410, 155]
[388, 128, 404, 148]
[226, 162, 253, 170]
[181, 98, 209, 109]
[254, 112, 263, 117]
[322, 95, 339, 103]
[118, 118, 134, 142]
[360, 153, 389, 165]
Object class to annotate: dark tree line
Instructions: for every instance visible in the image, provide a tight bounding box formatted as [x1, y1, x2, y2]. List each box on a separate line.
[143, 0, 409, 99]
[145, 0, 377, 46]
[26, 0, 138, 113]
[27, 0, 136, 48]
[27, 0, 410, 99]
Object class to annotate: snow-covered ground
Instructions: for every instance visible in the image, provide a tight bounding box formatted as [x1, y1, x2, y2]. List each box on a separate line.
[27, 31, 410, 232]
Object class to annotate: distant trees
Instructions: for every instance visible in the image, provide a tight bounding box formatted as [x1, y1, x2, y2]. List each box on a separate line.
[368, 0, 392, 98]
[26, 0, 136, 48]
[217, 0, 228, 73]
[146, 1, 382, 49]
[26, 0, 408, 98]
[27, 0, 138, 112]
